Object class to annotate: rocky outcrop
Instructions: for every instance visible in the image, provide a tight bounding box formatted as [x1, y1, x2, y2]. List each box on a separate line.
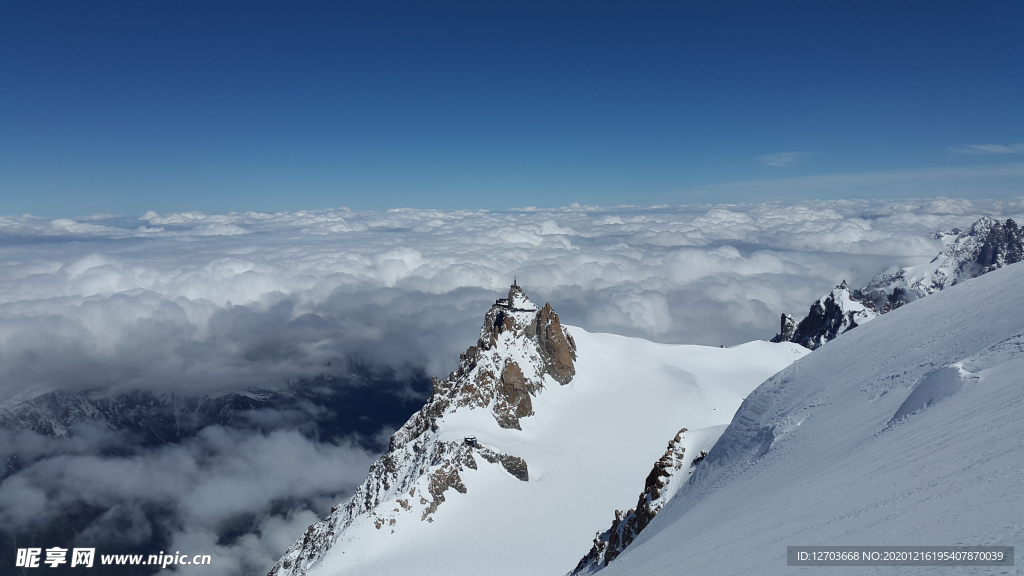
[270, 284, 571, 576]
[571, 428, 699, 575]
[478, 449, 530, 482]
[495, 362, 534, 429]
[975, 218, 1023, 275]
[769, 313, 797, 344]
[773, 281, 878, 350]
[537, 302, 577, 384]
[774, 217, 1024, 349]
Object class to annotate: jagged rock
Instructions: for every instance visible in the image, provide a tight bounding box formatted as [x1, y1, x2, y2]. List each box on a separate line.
[422, 444, 473, 519]
[975, 218, 1023, 274]
[770, 313, 797, 343]
[571, 428, 694, 575]
[537, 302, 577, 384]
[477, 450, 530, 482]
[269, 284, 565, 576]
[784, 281, 877, 350]
[859, 216, 1024, 302]
[774, 217, 1024, 350]
[495, 362, 533, 429]
[690, 450, 708, 466]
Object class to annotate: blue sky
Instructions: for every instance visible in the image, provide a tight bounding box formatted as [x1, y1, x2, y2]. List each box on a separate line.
[1, 0, 1022, 217]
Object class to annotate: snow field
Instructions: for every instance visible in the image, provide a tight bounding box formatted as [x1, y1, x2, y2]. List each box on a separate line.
[310, 332, 807, 576]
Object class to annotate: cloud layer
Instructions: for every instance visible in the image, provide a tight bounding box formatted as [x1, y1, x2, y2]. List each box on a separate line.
[3, 198, 1024, 402]
[0, 423, 378, 575]
[3, 197, 1024, 575]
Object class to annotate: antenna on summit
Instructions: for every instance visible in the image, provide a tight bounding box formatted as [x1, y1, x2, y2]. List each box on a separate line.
[513, 276, 517, 287]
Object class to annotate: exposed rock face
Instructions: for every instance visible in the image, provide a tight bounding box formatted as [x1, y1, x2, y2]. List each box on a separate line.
[269, 284, 574, 576]
[571, 428, 696, 575]
[774, 217, 1024, 349]
[975, 218, 1023, 275]
[774, 281, 878, 350]
[496, 362, 533, 429]
[769, 313, 797, 344]
[477, 450, 530, 482]
[859, 217, 1023, 303]
[537, 303, 578, 384]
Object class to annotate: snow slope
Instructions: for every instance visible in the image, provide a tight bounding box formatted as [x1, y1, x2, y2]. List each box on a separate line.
[282, 288, 807, 576]
[599, 260, 1024, 576]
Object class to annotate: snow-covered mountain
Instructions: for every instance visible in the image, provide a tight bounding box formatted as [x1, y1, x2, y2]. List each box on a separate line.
[773, 217, 1024, 349]
[770, 280, 877, 351]
[270, 285, 807, 576]
[595, 254, 1024, 576]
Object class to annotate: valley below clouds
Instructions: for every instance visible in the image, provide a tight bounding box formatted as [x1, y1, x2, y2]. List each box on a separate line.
[2, 197, 1023, 575]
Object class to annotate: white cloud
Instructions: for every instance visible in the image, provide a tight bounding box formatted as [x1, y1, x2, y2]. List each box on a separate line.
[4, 198, 1024, 402]
[756, 151, 807, 167]
[950, 143, 1024, 155]
[0, 425, 379, 576]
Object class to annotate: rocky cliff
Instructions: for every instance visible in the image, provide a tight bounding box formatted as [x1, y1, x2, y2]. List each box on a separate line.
[569, 425, 726, 575]
[269, 283, 576, 576]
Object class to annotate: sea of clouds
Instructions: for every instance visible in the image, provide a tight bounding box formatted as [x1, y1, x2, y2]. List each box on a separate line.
[0, 423, 377, 574]
[2, 196, 1023, 574]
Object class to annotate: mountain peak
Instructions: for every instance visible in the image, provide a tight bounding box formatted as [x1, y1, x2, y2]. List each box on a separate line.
[269, 285, 577, 576]
[467, 284, 576, 424]
[967, 215, 996, 236]
[505, 282, 537, 311]
[774, 280, 875, 350]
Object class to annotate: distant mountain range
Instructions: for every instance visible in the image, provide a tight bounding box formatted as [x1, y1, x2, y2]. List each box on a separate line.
[772, 217, 1023, 349]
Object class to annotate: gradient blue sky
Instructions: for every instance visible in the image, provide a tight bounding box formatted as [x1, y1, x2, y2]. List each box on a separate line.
[2, 0, 1022, 217]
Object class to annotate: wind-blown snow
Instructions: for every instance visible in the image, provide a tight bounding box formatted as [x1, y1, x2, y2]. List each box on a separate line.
[598, 255, 1024, 576]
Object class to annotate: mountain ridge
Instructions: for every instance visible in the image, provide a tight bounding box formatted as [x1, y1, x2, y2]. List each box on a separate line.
[270, 284, 579, 576]
[773, 217, 1024, 349]
[598, 238, 1024, 576]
